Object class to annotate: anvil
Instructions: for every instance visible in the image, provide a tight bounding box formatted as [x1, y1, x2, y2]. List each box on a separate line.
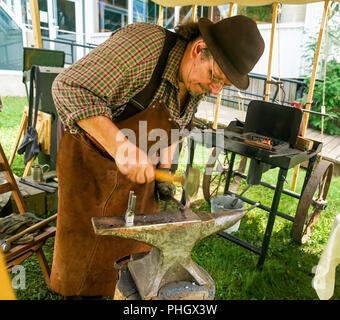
[92, 206, 256, 300]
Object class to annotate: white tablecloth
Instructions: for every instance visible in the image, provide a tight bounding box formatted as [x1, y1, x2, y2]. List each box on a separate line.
[312, 213, 340, 300]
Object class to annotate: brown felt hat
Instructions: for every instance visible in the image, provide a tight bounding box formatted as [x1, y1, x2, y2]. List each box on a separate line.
[198, 15, 265, 90]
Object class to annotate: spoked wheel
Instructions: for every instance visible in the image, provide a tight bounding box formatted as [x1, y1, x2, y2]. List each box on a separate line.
[202, 147, 247, 203]
[291, 159, 334, 244]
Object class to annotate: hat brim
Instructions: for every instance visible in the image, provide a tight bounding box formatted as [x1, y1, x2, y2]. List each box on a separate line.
[198, 18, 249, 90]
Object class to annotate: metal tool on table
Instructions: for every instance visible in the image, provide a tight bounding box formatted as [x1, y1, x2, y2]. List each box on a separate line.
[1, 213, 57, 253]
[92, 203, 259, 300]
[19, 178, 57, 193]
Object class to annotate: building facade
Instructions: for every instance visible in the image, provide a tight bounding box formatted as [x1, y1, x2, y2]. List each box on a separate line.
[0, 0, 336, 96]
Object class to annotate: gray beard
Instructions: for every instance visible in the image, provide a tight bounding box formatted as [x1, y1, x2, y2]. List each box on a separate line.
[189, 91, 202, 97]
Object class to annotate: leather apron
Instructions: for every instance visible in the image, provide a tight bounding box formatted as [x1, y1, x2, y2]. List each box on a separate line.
[50, 99, 188, 297]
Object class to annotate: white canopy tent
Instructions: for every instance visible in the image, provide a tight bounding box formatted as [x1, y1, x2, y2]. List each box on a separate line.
[151, 0, 336, 190]
[29, 0, 338, 188]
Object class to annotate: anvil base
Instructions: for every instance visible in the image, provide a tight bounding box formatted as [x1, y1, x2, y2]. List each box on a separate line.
[114, 261, 215, 300]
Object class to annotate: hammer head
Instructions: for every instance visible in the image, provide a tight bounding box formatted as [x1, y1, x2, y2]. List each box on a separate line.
[184, 167, 200, 198]
[154, 167, 200, 198]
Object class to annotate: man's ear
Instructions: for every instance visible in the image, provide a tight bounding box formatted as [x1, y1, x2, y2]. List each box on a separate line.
[191, 39, 207, 58]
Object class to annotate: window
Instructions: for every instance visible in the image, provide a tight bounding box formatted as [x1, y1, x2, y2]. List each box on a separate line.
[0, 6, 23, 70]
[163, 7, 174, 29]
[98, 1, 128, 32]
[57, 0, 76, 32]
[21, 0, 49, 37]
[146, 1, 158, 24]
[237, 5, 272, 23]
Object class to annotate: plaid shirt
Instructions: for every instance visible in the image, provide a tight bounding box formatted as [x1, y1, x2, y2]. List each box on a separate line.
[52, 23, 204, 131]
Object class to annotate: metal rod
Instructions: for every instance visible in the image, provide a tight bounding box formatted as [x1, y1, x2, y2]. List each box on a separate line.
[268, 151, 301, 158]
[225, 190, 295, 222]
[19, 178, 56, 193]
[218, 231, 262, 255]
[256, 168, 288, 270]
[224, 152, 236, 195]
[301, 155, 318, 195]
[233, 171, 301, 200]
[231, 184, 251, 207]
[301, 108, 338, 119]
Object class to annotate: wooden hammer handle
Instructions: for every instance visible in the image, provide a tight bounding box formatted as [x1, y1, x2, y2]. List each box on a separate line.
[5, 213, 57, 244]
[154, 169, 185, 185]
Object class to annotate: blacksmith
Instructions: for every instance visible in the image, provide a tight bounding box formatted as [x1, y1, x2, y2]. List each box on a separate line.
[50, 15, 264, 299]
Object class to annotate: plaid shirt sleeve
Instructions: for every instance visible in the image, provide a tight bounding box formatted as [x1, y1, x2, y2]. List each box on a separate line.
[52, 23, 166, 131]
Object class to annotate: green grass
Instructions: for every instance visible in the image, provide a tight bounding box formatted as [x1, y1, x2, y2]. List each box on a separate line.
[0, 96, 28, 177]
[1, 96, 340, 300]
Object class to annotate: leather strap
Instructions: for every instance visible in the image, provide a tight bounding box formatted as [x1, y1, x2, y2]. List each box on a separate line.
[115, 29, 178, 123]
[28, 65, 41, 129]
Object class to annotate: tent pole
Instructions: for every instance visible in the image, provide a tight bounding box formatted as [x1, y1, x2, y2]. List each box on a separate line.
[212, 2, 234, 130]
[191, 5, 198, 22]
[29, 0, 42, 48]
[264, 2, 279, 102]
[301, 0, 329, 137]
[158, 5, 164, 26]
[291, 0, 329, 191]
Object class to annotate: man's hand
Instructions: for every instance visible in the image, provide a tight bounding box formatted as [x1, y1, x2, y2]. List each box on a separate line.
[115, 139, 155, 184]
[77, 116, 155, 184]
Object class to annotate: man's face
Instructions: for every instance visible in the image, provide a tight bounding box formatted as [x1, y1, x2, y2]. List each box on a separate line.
[182, 41, 232, 96]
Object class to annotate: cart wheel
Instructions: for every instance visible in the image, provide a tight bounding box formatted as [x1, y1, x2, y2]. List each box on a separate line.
[202, 147, 246, 203]
[291, 159, 333, 244]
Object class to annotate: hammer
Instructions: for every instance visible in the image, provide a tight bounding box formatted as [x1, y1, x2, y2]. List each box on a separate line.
[154, 167, 200, 198]
[1, 213, 57, 253]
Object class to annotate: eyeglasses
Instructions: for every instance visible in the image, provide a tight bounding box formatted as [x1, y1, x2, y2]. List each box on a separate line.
[210, 59, 231, 88]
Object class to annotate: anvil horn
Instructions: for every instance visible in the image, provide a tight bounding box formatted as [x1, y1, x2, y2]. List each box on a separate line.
[198, 209, 247, 240]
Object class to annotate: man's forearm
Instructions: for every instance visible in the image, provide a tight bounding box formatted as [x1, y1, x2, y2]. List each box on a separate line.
[77, 116, 127, 159]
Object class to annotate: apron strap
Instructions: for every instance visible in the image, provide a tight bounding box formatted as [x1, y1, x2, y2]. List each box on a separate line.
[115, 29, 178, 123]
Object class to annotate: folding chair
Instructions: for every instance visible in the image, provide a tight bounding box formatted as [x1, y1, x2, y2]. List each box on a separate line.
[0, 142, 56, 289]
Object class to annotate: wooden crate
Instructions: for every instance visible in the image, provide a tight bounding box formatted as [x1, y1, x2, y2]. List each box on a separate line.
[1, 177, 57, 217]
